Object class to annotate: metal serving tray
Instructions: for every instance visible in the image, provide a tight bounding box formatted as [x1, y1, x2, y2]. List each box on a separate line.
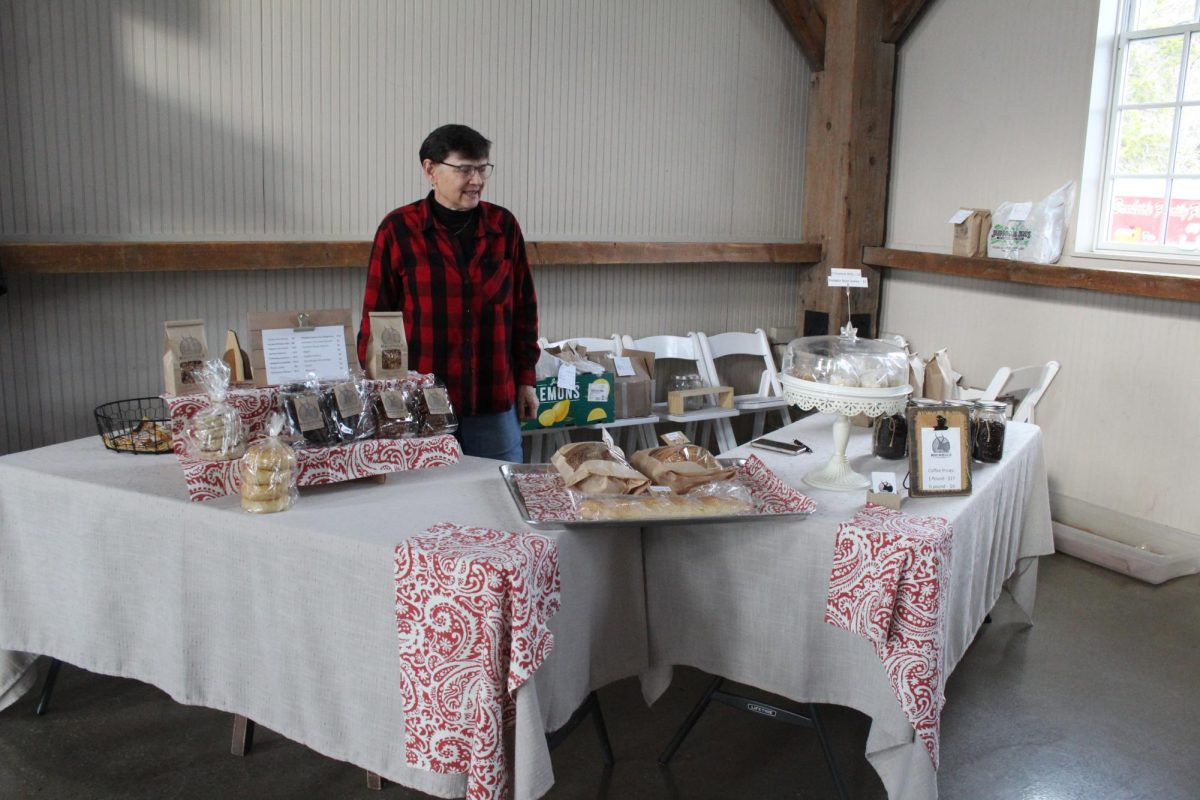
[499, 459, 816, 529]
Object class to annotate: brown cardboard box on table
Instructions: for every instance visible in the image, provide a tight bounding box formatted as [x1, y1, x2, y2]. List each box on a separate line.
[595, 350, 655, 418]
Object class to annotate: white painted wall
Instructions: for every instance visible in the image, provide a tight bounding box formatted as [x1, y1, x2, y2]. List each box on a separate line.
[886, 0, 1200, 538]
[0, 0, 809, 454]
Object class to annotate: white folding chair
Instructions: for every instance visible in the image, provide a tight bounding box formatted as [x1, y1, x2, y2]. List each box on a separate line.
[538, 335, 622, 354]
[698, 329, 792, 443]
[1003, 361, 1060, 424]
[620, 333, 741, 454]
[957, 367, 1012, 403]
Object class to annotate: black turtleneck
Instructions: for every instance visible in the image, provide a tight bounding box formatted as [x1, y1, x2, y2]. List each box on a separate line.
[429, 196, 480, 263]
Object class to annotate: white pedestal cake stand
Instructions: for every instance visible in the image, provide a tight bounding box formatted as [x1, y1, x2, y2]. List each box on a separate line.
[780, 375, 912, 491]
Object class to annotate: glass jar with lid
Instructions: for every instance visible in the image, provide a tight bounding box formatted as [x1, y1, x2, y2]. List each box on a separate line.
[669, 373, 708, 411]
[971, 401, 1007, 463]
[872, 412, 908, 459]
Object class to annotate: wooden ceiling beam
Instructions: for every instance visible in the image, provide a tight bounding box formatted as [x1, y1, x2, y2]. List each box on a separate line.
[770, 0, 827, 72]
[883, 0, 932, 44]
[0, 240, 822, 274]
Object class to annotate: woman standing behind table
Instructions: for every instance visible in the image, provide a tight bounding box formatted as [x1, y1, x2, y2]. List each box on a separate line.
[358, 124, 539, 462]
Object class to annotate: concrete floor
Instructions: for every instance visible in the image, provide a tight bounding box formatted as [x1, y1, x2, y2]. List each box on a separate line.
[1, 553, 1198, 799]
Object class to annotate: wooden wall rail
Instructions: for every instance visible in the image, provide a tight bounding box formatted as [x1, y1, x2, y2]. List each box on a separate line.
[0, 241, 821, 274]
[864, 246, 1200, 304]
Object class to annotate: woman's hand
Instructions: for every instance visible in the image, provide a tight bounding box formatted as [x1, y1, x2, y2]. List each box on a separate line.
[516, 385, 538, 421]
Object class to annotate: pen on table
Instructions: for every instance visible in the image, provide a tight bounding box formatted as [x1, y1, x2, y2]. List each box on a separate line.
[792, 439, 812, 453]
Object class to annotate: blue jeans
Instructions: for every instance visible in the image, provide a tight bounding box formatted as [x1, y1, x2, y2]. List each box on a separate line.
[457, 408, 524, 462]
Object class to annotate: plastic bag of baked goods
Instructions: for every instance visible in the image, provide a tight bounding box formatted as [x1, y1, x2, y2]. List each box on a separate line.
[325, 370, 376, 442]
[416, 377, 459, 436]
[551, 441, 651, 495]
[373, 378, 421, 438]
[630, 443, 737, 494]
[182, 359, 246, 461]
[574, 479, 753, 520]
[240, 413, 298, 514]
[280, 372, 337, 447]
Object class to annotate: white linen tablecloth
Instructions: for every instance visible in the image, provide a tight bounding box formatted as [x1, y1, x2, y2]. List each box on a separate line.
[0, 442, 649, 800]
[638, 415, 1054, 800]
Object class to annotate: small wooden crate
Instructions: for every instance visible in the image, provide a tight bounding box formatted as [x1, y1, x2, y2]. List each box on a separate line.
[666, 385, 734, 415]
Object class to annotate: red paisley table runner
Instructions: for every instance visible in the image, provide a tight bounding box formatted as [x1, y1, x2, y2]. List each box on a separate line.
[394, 523, 561, 800]
[824, 504, 953, 766]
[175, 436, 461, 502]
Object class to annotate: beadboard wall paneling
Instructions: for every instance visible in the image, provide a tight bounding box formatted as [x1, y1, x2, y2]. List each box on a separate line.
[0, 0, 809, 241]
[0, 0, 810, 455]
[0, 262, 801, 454]
[886, 0, 1200, 538]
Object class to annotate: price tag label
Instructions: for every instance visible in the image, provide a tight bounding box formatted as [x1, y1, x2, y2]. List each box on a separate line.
[557, 363, 577, 392]
[828, 271, 870, 288]
[947, 209, 972, 225]
[613, 356, 636, 377]
[1007, 202, 1033, 222]
[587, 380, 610, 402]
[660, 431, 690, 446]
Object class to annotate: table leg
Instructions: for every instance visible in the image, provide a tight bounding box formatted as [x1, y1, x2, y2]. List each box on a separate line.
[231, 714, 256, 756]
[34, 658, 63, 716]
[546, 691, 615, 767]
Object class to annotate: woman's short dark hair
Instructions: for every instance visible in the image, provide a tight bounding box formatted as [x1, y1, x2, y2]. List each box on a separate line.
[419, 124, 491, 162]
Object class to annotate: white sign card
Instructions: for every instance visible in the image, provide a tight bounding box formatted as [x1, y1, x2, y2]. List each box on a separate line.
[919, 426, 964, 491]
[262, 325, 350, 385]
[557, 363, 577, 393]
[612, 356, 636, 377]
[947, 209, 973, 225]
[828, 267, 869, 288]
[870, 471, 900, 495]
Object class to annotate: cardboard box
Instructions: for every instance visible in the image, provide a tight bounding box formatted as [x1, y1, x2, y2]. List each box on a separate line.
[521, 369, 616, 430]
[522, 343, 616, 431]
[594, 349, 655, 419]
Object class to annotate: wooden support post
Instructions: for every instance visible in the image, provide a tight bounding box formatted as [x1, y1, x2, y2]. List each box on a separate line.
[798, 0, 899, 337]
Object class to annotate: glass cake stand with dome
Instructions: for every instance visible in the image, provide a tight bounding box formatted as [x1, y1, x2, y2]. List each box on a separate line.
[779, 327, 911, 491]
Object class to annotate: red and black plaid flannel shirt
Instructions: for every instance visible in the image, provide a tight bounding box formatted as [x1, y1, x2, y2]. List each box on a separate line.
[357, 193, 539, 416]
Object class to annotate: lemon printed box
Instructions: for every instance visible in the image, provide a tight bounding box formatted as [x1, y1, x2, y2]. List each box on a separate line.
[521, 371, 616, 431]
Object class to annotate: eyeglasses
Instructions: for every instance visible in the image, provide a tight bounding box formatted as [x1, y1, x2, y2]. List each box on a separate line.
[435, 161, 494, 179]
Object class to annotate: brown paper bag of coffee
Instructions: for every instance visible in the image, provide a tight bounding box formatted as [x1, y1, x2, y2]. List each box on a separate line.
[222, 329, 253, 385]
[952, 209, 991, 257]
[923, 348, 955, 401]
[163, 319, 209, 395]
[365, 312, 408, 379]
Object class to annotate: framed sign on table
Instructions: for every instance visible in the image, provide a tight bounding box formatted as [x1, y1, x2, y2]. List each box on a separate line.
[906, 404, 972, 497]
[247, 309, 356, 387]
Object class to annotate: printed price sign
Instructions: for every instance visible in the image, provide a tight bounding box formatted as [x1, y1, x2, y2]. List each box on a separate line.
[828, 267, 869, 288]
[906, 404, 972, 497]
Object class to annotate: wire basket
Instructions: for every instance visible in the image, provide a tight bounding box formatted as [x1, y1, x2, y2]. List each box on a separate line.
[94, 397, 174, 455]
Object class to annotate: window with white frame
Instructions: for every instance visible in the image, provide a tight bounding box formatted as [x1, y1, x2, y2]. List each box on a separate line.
[1098, 0, 1200, 254]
